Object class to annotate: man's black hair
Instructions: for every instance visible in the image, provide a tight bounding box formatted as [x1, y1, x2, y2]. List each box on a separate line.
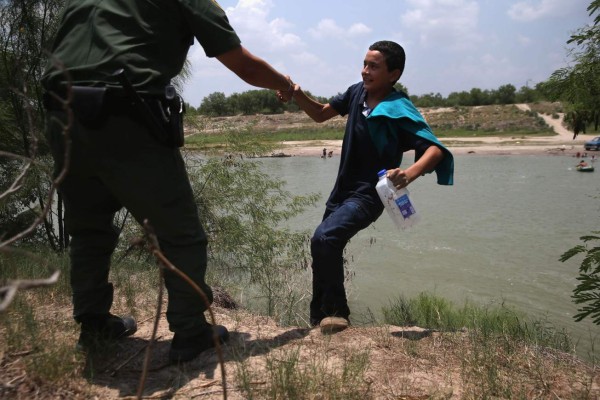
[369, 41, 406, 80]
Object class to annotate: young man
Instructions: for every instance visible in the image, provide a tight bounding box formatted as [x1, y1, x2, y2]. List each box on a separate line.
[279, 41, 454, 333]
[42, 0, 294, 362]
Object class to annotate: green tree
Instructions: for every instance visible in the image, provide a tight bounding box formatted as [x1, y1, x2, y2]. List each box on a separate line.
[0, 0, 66, 249]
[494, 84, 517, 105]
[556, 1, 600, 330]
[411, 92, 445, 108]
[393, 82, 409, 95]
[543, 0, 600, 136]
[185, 151, 319, 322]
[198, 92, 231, 116]
[560, 232, 600, 325]
[447, 90, 471, 107]
[469, 87, 491, 106]
[515, 84, 541, 103]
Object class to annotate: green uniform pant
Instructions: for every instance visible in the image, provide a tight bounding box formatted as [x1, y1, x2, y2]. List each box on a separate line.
[46, 110, 212, 336]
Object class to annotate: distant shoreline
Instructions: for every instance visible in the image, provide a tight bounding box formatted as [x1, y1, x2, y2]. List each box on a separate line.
[271, 139, 594, 158]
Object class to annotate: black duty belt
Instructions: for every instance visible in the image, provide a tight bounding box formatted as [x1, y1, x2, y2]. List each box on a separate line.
[43, 82, 185, 148]
[42, 89, 160, 114]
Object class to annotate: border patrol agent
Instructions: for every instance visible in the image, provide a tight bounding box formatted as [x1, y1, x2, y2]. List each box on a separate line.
[42, 0, 294, 362]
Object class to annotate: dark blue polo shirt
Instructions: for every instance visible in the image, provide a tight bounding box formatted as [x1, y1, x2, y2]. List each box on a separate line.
[327, 82, 431, 215]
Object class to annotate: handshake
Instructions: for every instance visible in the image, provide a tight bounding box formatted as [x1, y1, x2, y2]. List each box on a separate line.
[276, 75, 298, 103]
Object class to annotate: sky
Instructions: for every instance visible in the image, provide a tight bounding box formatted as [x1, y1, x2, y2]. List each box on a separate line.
[182, 0, 594, 107]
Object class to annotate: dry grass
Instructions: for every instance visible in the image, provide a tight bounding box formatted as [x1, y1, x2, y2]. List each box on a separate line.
[420, 104, 550, 135]
[189, 103, 556, 139]
[1, 295, 599, 399]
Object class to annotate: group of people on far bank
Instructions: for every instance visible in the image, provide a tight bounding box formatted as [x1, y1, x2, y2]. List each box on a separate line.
[321, 148, 333, 158]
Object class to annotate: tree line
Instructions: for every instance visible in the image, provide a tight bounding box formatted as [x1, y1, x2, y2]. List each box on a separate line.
[188, 82, 545, 116]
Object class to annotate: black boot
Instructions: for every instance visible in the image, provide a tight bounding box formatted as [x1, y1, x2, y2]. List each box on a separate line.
[76, 313, 137, 352]
[169, 324, 229, 363]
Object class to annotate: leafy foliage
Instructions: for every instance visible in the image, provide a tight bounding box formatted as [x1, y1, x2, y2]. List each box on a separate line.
[185, 147, 320, 323]
[196, 82, 549, 113]
[560, 232, 600, 325]
[542, 0, 600, 136]
[112, 123, 321, 323]
[0, 0, 66, 249]
[411, 83, 537, 108]
[198, 88, 330, 116]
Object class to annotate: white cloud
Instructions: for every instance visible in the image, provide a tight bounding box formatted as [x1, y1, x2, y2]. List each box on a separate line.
[401, 0, 481, 50]
[348, 23, 372, 36]
[308, 19, 372, 40]
[507, 0, 564, 22]
[517, 34, 533, 46]
[308, 19, 344, 39]
[290, 51, 321, 66]
[224, 0, 304, 51]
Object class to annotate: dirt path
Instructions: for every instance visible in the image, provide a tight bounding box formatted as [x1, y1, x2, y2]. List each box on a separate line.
[515, 103, 575, 140]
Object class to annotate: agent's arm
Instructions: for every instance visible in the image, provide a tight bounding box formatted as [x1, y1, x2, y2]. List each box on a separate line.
[216, 45, 293, 92]
[387, 145, 444, 190]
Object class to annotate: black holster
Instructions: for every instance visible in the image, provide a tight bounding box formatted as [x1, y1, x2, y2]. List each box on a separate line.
[43, 86, 108, 128]
[72, 87, 108, 126]
[150, 94, 185, 148]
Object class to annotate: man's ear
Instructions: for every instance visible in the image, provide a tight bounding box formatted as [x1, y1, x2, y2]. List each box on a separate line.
[389, 69, 401, 84]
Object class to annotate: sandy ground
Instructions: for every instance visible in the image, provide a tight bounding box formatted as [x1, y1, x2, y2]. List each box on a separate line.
[272, 105, 598, 158]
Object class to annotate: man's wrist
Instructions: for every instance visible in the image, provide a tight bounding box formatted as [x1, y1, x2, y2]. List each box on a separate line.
[284, 76, 294, 92]
[291, 83, 300, 98]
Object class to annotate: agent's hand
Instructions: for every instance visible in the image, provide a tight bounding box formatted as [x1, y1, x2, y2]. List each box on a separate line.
[386, 168, 413, 190]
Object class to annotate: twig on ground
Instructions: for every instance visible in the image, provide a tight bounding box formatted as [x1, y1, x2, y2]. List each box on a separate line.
[0, 270, 60, 312]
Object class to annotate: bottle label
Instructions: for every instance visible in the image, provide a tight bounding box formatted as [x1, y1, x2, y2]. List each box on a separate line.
[395, 194, 415, 219]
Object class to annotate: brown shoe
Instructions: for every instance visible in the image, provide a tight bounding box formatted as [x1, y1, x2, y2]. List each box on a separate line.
[320, 317, 349, 334]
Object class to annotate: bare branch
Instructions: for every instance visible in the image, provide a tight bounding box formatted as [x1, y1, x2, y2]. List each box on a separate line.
[135, 220, 228, 400]
[0, 157, 29, 200]
[0, 270, 60, 312]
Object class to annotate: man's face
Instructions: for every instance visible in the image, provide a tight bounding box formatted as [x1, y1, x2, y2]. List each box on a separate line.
[361, 50, 399, 93]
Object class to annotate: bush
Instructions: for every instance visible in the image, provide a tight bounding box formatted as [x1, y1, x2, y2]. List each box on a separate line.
[560, 232, 600, 325]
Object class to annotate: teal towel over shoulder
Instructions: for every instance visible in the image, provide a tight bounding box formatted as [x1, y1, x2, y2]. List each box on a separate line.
[367, 91, 454, 185]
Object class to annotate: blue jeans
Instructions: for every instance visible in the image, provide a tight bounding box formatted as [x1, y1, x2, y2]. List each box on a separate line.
[310, 199, 381, 325]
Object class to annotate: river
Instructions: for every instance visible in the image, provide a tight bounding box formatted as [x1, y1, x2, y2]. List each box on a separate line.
[255, 152, 599, 358]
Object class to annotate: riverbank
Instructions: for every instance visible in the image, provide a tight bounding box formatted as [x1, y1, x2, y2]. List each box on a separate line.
[260, 104, 597, 158]
[271, 138, 592, 157]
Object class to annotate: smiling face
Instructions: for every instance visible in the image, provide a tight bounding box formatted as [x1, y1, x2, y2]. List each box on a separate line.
[361, 50, 400, 98]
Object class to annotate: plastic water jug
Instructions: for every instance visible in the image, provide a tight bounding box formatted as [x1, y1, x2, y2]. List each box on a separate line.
[375, 169, 420, 229]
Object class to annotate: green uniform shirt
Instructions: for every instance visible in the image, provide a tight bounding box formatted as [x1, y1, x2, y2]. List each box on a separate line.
[42, 0, 241, 94]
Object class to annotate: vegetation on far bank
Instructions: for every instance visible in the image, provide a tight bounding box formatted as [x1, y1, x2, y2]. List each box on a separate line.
[183, 102, 562, 150]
